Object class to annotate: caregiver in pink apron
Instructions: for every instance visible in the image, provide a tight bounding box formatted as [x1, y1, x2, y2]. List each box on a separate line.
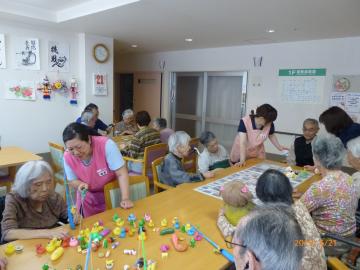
[63, 122, 133, 217]
[230, 104, 288, 166]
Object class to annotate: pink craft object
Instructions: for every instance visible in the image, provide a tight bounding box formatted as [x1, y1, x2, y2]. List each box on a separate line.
[69, 237, 78, 247]
[241, 185, 249, 193]
[160, 244, 170, 252]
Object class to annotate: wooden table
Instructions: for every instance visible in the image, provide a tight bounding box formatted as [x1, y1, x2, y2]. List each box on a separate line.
[0, 146, 42, 179]
[0, 159, 319, 270]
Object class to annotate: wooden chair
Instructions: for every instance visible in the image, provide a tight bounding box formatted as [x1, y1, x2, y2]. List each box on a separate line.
[183, 137, 200, 173]
[151, 156, 174, 193]
[327, 257, 349, 270]
[48, 142, 66, 198]
[104, 175, 150, 210]
[124, 143, 168, 185]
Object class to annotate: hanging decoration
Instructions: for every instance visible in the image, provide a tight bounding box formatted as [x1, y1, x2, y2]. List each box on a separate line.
[37, 76, 52, 99]
[69, 78, 78, 105]
[52, 80, 68, 94]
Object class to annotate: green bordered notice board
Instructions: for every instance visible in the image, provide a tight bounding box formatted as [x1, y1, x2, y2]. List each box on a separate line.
[278, 68, 326, 104]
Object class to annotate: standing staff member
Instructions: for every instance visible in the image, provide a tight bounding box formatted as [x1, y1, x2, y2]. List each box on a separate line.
[63, 123, 133, 217]
[230, 104, 287, 166]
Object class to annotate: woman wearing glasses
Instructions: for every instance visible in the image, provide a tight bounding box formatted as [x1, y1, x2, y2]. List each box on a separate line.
[63, 123, 133, 217]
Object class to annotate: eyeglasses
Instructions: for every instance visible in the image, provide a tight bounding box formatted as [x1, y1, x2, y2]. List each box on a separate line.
[224, 239, 260, 262]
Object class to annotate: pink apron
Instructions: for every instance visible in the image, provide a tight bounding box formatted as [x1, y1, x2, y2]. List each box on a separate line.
[230, 115, 271, 162]
[64, 136, 116, 217]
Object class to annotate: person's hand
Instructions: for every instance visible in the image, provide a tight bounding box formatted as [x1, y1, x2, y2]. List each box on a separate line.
[120, 199, 134, 209]
[234, 160, 246, 167]
[78, 182, 88, 192]
[203, 171, 215, 179]
[280, 145, 290, 151]
[119, 143, 127, 150]
[292, 188, 303, 200]
[0, 257, 7, 270]
[304, 165, 315, 172]
[49, 226, 69, 239]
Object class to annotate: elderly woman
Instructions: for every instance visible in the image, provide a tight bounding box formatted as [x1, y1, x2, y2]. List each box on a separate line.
[231, 204, 304, 270]
[152, 118, 174, 144]
[1, 161, 70, 241]
[115, 109, 139, 136]
[300, 133, 357, 237]
[198, 131, 230, 173]
[347, 137, 360, 196]
[255, 169, 326, 270]
[159, 131, 214, 187]
[63, 122, 133, 217]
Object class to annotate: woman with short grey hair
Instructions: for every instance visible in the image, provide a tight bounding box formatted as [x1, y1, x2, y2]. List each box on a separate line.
[347, 137, 360, 191]
[198, 131, 229, 173]
[159, 131, 214, 186]
[114, 109, 139, 135]
[300, 134, 357, 237]
[1, 160, 72, 241]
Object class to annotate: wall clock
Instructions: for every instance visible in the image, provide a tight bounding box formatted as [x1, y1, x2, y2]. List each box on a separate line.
[93, 44, 109, 63]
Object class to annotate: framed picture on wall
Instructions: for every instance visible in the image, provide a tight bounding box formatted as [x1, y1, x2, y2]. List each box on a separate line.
[93, 73, 107, 96]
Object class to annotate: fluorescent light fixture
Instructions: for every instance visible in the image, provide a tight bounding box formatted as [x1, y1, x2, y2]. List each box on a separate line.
[185, 38, 193, 42]
[267, 29, 275, 33]
[131, 44, 138, 48]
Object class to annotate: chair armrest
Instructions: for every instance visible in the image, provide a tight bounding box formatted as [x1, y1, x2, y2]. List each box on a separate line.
[327, 257, 350, 270]
[154, 182, 174, 190]
[123, 157, 144, 163]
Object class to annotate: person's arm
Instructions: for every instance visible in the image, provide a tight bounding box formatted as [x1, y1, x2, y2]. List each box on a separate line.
[198, 153, 210, 173]
[0, 258, 7, 270]
[125, 137, 142, 158]
[96, 118, 108, 132]
[168, 158, 204, 185]
[217, 209, 236, 238]
[300, 182, 322, 213]
[287, 142, 296, 166]
[63, 159, 88, 191]
[105, 139, 133, 209]
[236, 132, 247, 166]
[114, 166, 133, 209]
[268, 133, 288, 151]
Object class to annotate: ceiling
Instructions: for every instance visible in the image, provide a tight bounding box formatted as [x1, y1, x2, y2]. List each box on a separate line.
[0, 0, 360, 54]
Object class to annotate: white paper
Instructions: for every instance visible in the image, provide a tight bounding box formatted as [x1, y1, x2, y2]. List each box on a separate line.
[48, 41, 69, 72]
[14, 38, 40, 70]
[0, 34, 6, 69]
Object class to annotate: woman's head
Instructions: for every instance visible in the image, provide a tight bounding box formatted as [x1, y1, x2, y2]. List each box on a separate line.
[136, 111, 151, 127]
[153, 118, 167, 131]
[319, 106, 353, 136]
[13, 160, 54, 201]
[252, 104, 277, 125]
[63, 122, 98, 159]
[200, 131, 218, 154]
[346, 137, 360, 170]
[168, 131, 191, 158]
[221, 181, 252, 207]
[256, 169, 293, 205]
[312, 133, 345, 170]
[122, 109, 135, 124]
[84, 103, 99, 119]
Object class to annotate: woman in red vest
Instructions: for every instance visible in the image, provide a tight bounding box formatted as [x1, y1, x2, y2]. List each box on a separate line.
[63, 123, 133, 217]
[230, 104, 288, 166]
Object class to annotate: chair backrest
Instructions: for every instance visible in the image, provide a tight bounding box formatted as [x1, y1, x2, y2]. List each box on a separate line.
[183, 137, 200, 173]
[104, 175, 150, 210]
[151, 156, 173, 193]
[48, 142, 65, 173]
[142, 143, 168, 177]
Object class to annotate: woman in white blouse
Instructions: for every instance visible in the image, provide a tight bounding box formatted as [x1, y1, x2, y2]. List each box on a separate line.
[198, 131, 230, 173]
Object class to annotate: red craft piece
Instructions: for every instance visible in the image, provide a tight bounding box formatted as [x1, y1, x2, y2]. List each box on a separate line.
[62, 236, 70, 248]
[36, 244, 46, 255]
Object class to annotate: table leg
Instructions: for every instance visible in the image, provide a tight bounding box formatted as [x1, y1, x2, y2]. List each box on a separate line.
[8, 166, 16, 181]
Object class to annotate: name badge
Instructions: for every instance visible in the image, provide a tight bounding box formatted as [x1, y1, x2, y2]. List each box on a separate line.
[259, 133, 268, 140]
[97, 168, 108, 177]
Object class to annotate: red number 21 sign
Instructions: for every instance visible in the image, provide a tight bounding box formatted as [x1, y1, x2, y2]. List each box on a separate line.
[93, 73, 107, 96]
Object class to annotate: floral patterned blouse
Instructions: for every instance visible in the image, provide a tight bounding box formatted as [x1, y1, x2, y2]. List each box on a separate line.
[300, 170, 357, 237]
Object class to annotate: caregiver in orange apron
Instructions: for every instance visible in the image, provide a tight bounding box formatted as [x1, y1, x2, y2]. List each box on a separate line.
[230, 104, 288, 166]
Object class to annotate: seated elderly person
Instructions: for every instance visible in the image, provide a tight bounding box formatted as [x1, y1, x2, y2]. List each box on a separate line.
[255, 169, 326, 270]
[115, 109, 139, 136]
[347, 137, 360, 196]
[152, 118, 174, 144]
[300, 133, 357, 237]
[159, 131, 214, 186]
[198, 131, 230, 173]
[231, 204, 304, 270]
[1, 161, 74, 241]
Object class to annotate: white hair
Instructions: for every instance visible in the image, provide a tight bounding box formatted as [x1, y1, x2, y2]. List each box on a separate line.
[81, 111, 94, 126]
[122, 109, 134, 119]
[168, 131, 190, 153]
[312, 133, 345, 169]
[12, 160, 53, 198]
[347, 137, 360, 158]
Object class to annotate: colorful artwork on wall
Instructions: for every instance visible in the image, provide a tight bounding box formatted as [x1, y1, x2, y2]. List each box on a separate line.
[5, 81, 36, 101]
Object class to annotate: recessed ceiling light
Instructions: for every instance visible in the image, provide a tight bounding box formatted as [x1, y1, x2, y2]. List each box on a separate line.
[267, 29, 275, 33]
[131, 44, 138, 48]
[185, 38, 193, 42]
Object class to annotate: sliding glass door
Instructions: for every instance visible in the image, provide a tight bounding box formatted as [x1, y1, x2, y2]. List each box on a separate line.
[170, 71, 247, 150]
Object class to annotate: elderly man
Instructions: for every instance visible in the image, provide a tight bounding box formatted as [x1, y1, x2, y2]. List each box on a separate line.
[231, 204, 304, 270]
[115, 109, 139, 136]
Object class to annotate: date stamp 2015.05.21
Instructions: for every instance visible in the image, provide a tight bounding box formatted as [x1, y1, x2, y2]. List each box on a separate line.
[294, 239, 337, 247]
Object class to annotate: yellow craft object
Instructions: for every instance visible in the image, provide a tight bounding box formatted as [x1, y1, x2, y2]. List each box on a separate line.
[160, 218, 167, 227]
[51, 247, 64, 261]
[53, 81, 62, 89]
[148, 261, 157, 270]
[46, 238, 62, 253]
[148, 220, 154, 227]
[113, 227, 121, 236]
[71, 206, 76, 215]
[115, 218, 124, 227]
[4, 244, 15, 256]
